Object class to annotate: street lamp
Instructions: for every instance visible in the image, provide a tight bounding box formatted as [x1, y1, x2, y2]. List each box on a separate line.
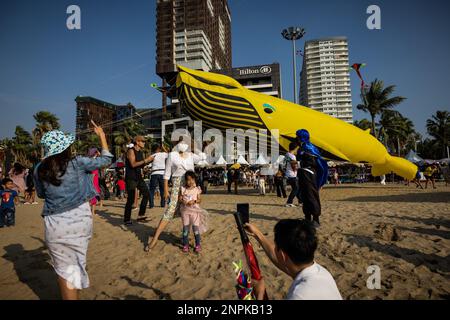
[282, 27, 306, 104]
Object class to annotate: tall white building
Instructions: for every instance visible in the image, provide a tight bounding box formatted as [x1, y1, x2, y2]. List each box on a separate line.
[299, 37, 353, 123]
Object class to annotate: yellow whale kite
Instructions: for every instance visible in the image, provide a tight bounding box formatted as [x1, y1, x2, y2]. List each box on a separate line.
[175, 65, 417, 180]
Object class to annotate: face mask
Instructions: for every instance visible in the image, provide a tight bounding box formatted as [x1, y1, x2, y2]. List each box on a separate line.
[177, 143, 189, 153]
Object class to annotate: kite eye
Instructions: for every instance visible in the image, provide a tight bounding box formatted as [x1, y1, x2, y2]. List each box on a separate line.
[263, 103, 276, 114]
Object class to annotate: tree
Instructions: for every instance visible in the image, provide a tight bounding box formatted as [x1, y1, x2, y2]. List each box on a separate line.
[426, 110, 450, 159]
[377, 110, 416, 156]
[353, 119, 372, 131]
[32, 111, 60, 143]
[112, 119, 148, 157]
[73, 134, 100, 156]
[357, 79, 406, 137]
[10, 126, 34, 165]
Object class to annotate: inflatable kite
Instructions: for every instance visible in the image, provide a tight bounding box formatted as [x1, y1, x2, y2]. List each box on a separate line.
[176, 65, 418, 179]
[351, 63, 366, 89]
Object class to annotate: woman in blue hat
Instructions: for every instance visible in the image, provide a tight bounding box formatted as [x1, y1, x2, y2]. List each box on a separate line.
[34, 121, 113, 299]
[295, 129, 328, 227]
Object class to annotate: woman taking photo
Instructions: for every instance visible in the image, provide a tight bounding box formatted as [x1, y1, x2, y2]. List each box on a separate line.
[34, 121, 113, 299]
[145, 139, 200, 252]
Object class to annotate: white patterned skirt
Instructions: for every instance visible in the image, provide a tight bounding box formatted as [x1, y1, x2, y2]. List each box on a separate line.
[44, 202, 93, 290]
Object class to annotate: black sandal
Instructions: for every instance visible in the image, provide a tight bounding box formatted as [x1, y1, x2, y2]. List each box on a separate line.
[137, 216, 149, 222]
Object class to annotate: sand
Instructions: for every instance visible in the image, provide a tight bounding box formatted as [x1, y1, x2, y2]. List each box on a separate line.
[1, 183, 449, 300]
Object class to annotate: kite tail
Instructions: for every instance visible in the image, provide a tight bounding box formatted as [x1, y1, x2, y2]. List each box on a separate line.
[371, 155, 418, 180]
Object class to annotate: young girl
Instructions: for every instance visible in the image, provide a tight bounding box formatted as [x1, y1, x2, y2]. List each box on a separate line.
[179, 170, 208, 254]
[34, 121, 113, 300]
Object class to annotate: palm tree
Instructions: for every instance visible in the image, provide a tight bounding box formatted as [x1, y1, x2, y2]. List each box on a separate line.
[32, 111, 60, 157]
[10, 126, 33, 165]
[73, 134, 100, 156]
[426, 110, 450, 158]
[353, 119, 372, 131]
[32, 111, 60, 142]
[357, 79, 406, 137]
[378, 110, 416, 156]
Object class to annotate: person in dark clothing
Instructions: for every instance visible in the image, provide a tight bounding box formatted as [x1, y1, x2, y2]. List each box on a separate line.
[123, 136, 154, 225]
[296, 130, 328, 228]
[274, 169, 287, 198]
[227, 169, 233, 193]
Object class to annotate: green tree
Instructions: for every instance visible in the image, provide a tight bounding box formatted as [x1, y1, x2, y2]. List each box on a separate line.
[378, 110, 416, 156]
[32, 111, 60, 143]
[426, 110, 450, 159]
[353, 119, 372, 131]
[357, 79, 406, 137]
[10, 126, 34, 165]
[73, 134, 100, 156]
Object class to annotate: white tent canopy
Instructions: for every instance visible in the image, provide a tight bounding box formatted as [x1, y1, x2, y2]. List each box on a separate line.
[236, 155, 249, 165]
[215, 155, 227, 165]
[255, 154, 269, 165]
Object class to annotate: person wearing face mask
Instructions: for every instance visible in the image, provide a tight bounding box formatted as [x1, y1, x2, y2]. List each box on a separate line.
[123, 136, 155, 226]
[145, 139, 200, 252]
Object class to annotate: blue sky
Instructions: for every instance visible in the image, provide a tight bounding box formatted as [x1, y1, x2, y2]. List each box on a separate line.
[1, 0, 449, 139]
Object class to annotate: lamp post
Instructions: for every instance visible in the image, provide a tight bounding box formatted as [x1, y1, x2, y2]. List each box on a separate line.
[282, 27, 306, 104]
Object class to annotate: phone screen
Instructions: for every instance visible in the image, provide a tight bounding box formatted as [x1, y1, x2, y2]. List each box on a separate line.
[237, 203, 249, 224]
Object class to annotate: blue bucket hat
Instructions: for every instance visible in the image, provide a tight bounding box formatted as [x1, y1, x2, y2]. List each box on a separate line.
[41, 130, 75, 159]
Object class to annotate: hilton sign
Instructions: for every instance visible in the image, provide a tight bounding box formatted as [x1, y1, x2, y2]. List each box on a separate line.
[238, 65, 272, 76]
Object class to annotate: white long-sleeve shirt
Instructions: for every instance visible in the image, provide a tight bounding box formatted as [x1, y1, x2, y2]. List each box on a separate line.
[164, 151, 200, 180]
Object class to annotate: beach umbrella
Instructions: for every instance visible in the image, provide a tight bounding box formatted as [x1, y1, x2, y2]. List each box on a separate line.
[230, 163, 241, 170]
[237, 155, 249, 165]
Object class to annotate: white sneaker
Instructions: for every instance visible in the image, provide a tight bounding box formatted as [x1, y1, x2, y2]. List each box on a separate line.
[285, 204, 296, 207]
[24, 202, 31, 205]
[32, 202, 38, 205]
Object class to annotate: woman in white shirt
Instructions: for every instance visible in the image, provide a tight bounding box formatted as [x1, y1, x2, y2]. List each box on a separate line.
[145, 141, 200, 252]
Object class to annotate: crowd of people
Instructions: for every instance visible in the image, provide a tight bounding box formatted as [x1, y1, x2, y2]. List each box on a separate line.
[1, 121, 449, 301]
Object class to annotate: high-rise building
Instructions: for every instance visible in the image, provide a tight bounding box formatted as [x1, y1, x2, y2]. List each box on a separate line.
[213, 63, 282, 98]
[299, 37, 353, 123]
[156, 0, 232, 78]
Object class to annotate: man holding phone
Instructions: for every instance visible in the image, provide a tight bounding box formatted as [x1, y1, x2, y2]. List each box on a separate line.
[244, 219, 342, 300]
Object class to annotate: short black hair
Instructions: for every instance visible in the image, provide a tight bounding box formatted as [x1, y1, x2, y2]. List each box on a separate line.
[152, 143, 161, 152]
[2, 178, 13, 186]
[274, 219, 318, 265]
[185, 170, 197, 181]
[289, 142, 298, 152]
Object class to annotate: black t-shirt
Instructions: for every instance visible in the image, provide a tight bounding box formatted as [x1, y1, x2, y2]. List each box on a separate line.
[125, 148, 144, 181]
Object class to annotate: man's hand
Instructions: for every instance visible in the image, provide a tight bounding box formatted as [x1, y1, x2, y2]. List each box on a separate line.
[244, 223, 262, 239]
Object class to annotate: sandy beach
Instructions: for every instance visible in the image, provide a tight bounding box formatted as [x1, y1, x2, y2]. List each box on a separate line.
[1, 183, 449, 300]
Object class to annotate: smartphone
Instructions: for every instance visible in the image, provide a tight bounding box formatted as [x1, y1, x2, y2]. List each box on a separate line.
[237, 203, 250, 224]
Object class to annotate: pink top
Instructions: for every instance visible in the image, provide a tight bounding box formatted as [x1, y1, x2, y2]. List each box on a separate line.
[9, 169, 27, 193]
[180, 186, 202, 208]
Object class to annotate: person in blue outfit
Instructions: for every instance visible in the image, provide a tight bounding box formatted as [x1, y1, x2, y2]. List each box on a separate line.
[296, 129, 328, 227]
[0, 178, 19, 227]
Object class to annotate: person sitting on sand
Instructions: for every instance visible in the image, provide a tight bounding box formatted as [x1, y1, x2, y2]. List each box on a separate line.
[179, 171, 208, 254]
[245, 219, 342, 300]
